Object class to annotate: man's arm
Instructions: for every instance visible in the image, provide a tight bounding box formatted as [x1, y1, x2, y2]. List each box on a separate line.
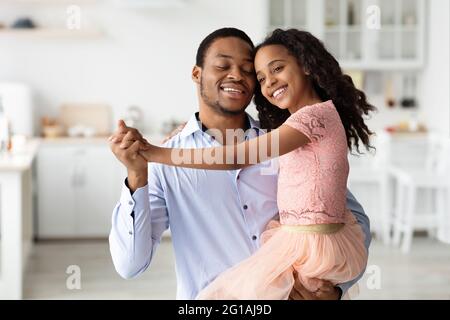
[108, 120, 169, 279]
[109, 166, 169, 279]
[336, 189, 372, 296]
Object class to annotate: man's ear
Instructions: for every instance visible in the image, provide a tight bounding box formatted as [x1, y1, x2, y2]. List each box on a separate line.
[192, 65, 201, 84]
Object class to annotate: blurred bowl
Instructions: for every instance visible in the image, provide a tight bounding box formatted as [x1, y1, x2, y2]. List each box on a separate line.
[43, 125, 63, 138]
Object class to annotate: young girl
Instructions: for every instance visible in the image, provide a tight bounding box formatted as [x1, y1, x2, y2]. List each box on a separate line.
[139, 29, 375, 299]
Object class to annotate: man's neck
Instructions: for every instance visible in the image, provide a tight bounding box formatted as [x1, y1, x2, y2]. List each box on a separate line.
[197, 106, 249, 145]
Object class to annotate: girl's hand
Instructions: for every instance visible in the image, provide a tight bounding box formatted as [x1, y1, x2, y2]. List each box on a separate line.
[108, 120, 151, 151]
[138, 144, 158, 162]
[116, 131, 152, 151]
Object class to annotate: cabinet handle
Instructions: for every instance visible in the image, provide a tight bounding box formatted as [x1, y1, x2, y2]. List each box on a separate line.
[71, 167, 79, 187]
[72, 166, 87, 187]
[72, 166, 85, 187]
[78, 166, 86, 186]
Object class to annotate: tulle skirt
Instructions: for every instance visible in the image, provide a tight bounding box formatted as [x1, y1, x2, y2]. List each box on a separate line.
[196, 210, 367, 300]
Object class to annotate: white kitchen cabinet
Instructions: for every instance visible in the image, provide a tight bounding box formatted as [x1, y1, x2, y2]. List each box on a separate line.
[267, 0, 426, 70]
[37, 144, 76, 237]
[36, 139, 126, 238]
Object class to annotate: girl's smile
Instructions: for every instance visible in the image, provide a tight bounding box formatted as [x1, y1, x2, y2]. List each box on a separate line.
[271, 85, 288, 100]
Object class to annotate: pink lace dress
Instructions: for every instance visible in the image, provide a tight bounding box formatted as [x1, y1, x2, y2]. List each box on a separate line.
[197, 100, 368, 300]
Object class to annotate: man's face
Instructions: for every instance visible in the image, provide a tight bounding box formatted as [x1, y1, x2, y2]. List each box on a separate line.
[194, 37, 256, 115]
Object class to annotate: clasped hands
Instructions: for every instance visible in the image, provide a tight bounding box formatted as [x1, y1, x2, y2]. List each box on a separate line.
[108, 120, 154, 162]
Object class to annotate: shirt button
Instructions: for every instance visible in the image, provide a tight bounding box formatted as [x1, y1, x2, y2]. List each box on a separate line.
[243, 205, 248, 210]
[252, 235, 257, 240]
[128, 231, 133, 235]
[128, 201, 133, 206]
[237, 175, 240, 180]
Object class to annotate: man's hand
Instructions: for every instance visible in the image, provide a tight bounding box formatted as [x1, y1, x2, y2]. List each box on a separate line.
[109, 120, 150, 192]
[108, 120, 151, 150]
[289, 271, 341, 300]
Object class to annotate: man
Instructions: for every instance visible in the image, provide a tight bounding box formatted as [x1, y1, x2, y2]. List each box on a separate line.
[109, 28, 371, 300]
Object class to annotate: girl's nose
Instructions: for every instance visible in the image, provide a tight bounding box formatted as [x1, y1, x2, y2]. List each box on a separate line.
[265, 75, 276, 88]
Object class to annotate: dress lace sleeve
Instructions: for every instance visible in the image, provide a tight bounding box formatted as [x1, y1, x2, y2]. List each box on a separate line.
[283, 102, 332, 143]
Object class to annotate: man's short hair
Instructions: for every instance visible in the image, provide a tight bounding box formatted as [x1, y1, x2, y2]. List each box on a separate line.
[195, 27, 255, 68]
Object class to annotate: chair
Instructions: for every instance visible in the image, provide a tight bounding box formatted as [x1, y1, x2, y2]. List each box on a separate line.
[348, 131, 392, 244]
[437, 186, 450, 245]
[390, 133, 450, 253]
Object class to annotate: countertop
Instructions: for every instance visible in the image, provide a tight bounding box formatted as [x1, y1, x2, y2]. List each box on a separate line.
[38, 133, 167, 145]
[38, 136, 111, 145]
[0, 138, 40, 171]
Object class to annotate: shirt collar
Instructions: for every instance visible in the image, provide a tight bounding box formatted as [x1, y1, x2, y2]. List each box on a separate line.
[179, 111, 261, 139]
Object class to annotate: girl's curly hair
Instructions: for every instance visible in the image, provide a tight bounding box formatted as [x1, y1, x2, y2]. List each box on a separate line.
[254, 28, 376, 153]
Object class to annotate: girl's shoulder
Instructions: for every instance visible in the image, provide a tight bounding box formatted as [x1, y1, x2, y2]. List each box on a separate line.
[284, 100, 341, 143]
[287, 100, 338, 125]
[294, 99, 335, 116]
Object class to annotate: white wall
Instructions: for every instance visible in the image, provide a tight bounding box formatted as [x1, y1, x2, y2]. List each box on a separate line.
[1, 0, 448, 136]
[420, 0, 450, 135]
[0, 0, 267, 135]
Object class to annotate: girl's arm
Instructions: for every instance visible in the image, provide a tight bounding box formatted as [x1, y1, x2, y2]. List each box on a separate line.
[139, 125, 310, 170]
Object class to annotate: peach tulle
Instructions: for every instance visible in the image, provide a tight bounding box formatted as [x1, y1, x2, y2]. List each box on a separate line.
[196, 210, 367, 300]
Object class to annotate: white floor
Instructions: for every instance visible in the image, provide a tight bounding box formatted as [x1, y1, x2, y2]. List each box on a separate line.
[22, 237, 450, 300]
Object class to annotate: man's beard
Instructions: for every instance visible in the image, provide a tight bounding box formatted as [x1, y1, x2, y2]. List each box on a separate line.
[200, 77, 247, 116]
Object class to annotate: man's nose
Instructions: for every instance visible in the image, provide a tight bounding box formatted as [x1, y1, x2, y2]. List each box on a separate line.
[226, 67, 244, 81]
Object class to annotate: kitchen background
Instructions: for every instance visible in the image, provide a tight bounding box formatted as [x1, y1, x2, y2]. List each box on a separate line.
[0, 0, 449, 299]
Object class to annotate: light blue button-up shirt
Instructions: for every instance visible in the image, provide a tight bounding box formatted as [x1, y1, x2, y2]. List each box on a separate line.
[109, 112, 371, 300]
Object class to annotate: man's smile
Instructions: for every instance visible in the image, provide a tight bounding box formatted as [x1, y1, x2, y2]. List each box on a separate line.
[219, 83, 247, 99]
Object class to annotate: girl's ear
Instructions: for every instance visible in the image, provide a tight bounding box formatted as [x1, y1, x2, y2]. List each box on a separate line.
[192, 65, 201, 84]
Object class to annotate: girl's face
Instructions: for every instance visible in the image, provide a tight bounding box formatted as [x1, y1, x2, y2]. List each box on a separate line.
[255, 44, 310, 111]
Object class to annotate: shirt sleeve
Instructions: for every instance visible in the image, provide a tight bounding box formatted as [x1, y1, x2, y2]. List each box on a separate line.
[336, 189, 372, 298]
[109, 164, 169, 279]
[283, 104, 329, 143]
